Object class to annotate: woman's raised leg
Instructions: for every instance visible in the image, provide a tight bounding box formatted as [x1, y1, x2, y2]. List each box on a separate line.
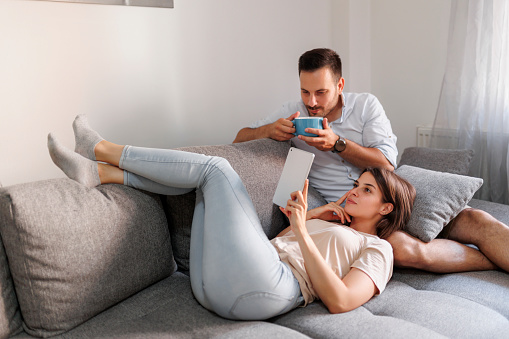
[61, 115, 303, 319]
[119, 145, 303, 320]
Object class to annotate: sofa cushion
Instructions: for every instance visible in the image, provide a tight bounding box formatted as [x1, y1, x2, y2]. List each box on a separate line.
[395, 165, 483, 242]
[58, 272, 311, 339]
[398, 147, 474, 175]
[0, 179, 176, 337]
[0, 218, 23, 338]
[392, 268, 509, 319]
[274, 276, 509, 338]
[165, 139, 293, 272]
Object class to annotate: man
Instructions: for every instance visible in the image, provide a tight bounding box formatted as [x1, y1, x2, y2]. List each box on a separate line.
[234, 48, 397, 203]
[234, 48, 509, 273]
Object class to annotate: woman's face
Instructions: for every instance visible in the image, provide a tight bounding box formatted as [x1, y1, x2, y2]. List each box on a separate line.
[344, 172, 388, 221]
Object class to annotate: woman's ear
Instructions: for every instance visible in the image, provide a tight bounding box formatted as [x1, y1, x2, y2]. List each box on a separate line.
[380, 203, 394, 216]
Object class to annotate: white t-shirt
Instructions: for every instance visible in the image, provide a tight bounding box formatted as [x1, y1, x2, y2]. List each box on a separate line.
[270, 219, 394, 305]
[250, 93, 398, 202]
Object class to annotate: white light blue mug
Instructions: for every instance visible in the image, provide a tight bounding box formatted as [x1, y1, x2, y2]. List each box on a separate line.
[293, 117, 324, 137]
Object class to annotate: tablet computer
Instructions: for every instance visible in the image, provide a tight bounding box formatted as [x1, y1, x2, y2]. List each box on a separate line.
[273, 147, 315, 208]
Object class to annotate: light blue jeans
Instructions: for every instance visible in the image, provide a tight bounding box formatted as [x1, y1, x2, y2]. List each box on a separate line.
[119, 146, 303, 320]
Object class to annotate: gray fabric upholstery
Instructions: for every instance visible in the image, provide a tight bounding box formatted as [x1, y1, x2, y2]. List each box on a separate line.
[164, 139, 292, 272]
[392, 269, 509, 318]
[3, 143, 509, 338]
[0, 214, 23, 338]
[0, 180, 176, 337]
[398, 147, 474, 175]
[274, 300, 449, 338]
[275, 273, 509, 338]
[35, 272, 310, 339]
[395, 165, 483, 242]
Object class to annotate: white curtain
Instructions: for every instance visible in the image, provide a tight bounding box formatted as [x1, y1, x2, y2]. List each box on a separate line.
[431, 0, 509, 204]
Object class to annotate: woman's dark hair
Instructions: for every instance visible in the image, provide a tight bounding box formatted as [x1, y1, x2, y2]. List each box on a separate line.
[362, 167, 416, 239]
[298, 48, 342, 83]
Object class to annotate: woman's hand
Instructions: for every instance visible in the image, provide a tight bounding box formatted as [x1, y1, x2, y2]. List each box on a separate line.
[306, 190, 352, 224]
[279, 180, 309, 236]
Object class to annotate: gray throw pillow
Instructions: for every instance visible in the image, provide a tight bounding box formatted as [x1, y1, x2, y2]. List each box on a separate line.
[398, 147, 474, 175]
[395, 165, 483, 242]
[0, 179, 176, 337]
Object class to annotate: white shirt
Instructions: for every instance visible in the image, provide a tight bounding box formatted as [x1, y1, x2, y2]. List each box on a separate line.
[270, 219, 394, 305]
[250, 93, 398, 202]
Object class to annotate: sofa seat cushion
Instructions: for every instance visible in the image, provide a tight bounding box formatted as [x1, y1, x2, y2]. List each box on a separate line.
[44, 272, 311, 339]
[392, 268, 509, 319]
[0, 179, 176, 337]
[274, 271, 509, 338]
[273, 301, 448, 338]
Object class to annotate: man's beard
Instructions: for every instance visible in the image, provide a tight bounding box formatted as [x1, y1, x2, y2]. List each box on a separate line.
[306, 105, 335, 118]
[306, 91, 340, 118]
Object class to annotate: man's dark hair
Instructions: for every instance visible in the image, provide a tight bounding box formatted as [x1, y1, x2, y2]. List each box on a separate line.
[298, 48, 342, 83]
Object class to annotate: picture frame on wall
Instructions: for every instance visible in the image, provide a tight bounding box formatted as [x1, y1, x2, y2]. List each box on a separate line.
[33, 0, 173, 8]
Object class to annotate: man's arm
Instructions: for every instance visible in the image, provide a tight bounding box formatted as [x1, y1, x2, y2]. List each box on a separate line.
[300, 119, 394, 171]
[233, 112, 300, 143]
[330, 137, 394, 171]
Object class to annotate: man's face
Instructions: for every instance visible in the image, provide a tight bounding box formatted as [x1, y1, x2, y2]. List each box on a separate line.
[300, 67, 343, 118]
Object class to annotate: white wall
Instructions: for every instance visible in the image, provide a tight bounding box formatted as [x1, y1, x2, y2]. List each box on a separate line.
[0, 0, 333, 186]
[370, 0, 451, 157]
[0, 0, 450, 187]
[332, 0, 451, 158]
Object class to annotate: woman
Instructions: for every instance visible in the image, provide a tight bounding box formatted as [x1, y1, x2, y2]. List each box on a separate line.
[48, 115, 415, 320]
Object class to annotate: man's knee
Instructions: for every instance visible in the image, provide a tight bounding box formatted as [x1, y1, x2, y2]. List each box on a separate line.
[448, 208, 502, 244]
[386, 231, 432, 270]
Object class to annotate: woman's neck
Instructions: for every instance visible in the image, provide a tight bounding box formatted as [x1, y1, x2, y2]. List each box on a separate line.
[349, 219, 377, 236]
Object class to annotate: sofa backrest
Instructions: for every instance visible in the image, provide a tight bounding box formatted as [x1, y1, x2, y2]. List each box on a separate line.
[398, 147, 474, 175]
[164, 138, 327, 272]
[0, 179, 176, 337]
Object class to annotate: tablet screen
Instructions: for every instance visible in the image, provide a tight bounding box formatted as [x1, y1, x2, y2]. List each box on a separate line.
[273, 147, 315, 208]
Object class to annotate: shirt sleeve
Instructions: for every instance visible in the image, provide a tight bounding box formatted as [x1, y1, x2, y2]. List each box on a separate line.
[361, 95, 399, 167]
[350, 239, 394, 294]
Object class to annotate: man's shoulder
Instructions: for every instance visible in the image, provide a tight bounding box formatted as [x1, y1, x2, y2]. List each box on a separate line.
[344, 92, 380, 105]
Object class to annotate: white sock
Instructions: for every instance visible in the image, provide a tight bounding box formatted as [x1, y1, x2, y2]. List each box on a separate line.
[72, 114, 103, 161]
[48, 133, 101, 187]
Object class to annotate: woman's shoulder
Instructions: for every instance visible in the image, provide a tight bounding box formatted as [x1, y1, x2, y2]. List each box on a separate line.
[363, 236, 393, 259]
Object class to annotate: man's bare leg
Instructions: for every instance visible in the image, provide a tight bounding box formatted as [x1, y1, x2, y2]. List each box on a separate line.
[445, 208, 509, 272]
[387, 229, 497, 273]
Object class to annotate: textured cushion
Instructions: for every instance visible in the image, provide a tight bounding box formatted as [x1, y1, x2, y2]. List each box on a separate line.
[165, 139, 292, 272]
[0, 216, 23, 338]
[60, 272, 310, 339]
[398, 147, 474, 175]
[275, 276, 509, 338]
[0, 179, 176, 337]
[392, 269, 509, 319]
[395, 165, 483, 242]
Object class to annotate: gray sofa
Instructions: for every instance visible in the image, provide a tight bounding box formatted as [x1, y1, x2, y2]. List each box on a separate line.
[1, 138, 508, 338]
